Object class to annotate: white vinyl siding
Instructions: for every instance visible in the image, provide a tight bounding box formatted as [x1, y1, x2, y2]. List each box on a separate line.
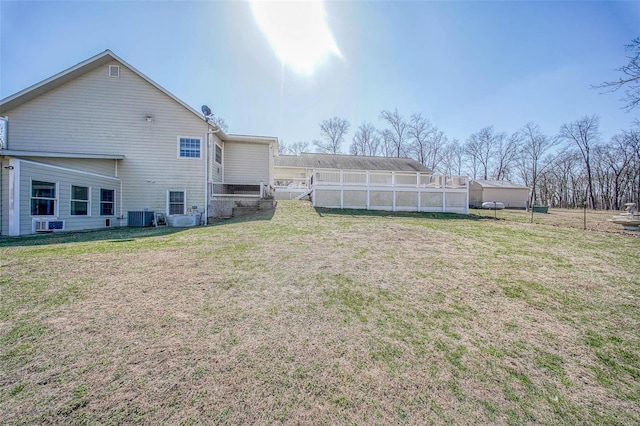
[16, 159, 120, 235]
[3, 60, 208, 223]
[27, 158, 117, 176]
[223, 142, 269, 184]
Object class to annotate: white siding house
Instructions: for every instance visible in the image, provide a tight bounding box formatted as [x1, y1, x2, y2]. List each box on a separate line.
[0, 50, 277, 235]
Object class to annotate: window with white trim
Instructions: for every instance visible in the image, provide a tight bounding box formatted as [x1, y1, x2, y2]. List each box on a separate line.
[71, 185, 90, 216]
[178, 137, 201, 158]
[168, 191, 186, 215]
[100, 189, 115, 216]
[214, 143, 222, 165]
[31, 180, 57, 216]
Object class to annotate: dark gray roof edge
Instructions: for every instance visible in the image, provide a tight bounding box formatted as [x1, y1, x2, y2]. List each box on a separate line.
[274, 153, 431, 173]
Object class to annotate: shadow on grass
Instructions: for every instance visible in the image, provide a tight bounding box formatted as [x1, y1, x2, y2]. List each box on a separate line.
[1, 208, 277, 247]
[0, 226, 190, 247]
[314, 207, 483, 221]
[210, 208, 275, 226]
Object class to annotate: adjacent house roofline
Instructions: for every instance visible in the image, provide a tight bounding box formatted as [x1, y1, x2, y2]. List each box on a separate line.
[0, 49, 230, 137]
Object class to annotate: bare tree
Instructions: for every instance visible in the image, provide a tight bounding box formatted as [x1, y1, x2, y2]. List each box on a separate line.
[519, 122, 558, 209]
[290, 141, 310, 155]
[441, 139, 464, 176]
[350, 122, 381, 156]
[426, 131, 448, 173]
[278, 142, 289, 155]
[465, 126, 501, 180]
[314, 117, 350, 154]
[625, 128, 640, 206]
[407, 113, 447, 171]
[279, 141, 309, 155]
[559, 115, 601, 209]
[595, 37, 640, 111]
[380, 108, 409, 158]
[493, 132, 520, 181]
[407, 113, 435, 166]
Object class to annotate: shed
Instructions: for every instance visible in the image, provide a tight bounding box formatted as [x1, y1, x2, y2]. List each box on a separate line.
[469, 179, 529, 209]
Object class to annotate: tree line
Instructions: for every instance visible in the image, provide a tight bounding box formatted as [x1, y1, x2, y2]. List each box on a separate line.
[278, 37, 640, 210]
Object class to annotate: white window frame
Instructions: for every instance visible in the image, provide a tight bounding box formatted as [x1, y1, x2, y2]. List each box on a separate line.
[30, 179, 58, 217]
[214, 142, 223, 166]
[70, 185, 91, 216]
[109, 65, 120, 78]
[177, 136, 202, 159]
[167, 190, 186, 215]
[100, 188, 116, 216]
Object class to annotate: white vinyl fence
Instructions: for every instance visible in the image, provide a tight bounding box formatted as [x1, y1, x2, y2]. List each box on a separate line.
[311, 169, 469, 214]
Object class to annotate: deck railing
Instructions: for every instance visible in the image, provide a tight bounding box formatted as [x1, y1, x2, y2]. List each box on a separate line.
[310, 169, 469, 214]
[313, 169, 467, 188]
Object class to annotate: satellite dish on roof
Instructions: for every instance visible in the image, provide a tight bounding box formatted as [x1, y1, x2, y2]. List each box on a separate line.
[201, 105, 212, 117]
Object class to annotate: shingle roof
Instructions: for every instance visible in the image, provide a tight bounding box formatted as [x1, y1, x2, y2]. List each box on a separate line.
[472, 179, 529, 189]
[275, 153, 431, 172]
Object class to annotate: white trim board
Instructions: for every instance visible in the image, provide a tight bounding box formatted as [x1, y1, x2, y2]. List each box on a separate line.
[18, 158, 121, 181]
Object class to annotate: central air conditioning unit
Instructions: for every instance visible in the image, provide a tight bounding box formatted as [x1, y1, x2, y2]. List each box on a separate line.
[127, 211, 154, 227]
[34, 219, 65, 232]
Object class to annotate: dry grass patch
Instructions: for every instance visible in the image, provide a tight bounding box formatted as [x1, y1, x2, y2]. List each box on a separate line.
[1, 201, 638, 424]
[471, 207, 635, 234]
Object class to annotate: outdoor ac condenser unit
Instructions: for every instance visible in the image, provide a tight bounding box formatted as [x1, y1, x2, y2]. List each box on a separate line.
[127, 211, 154, 227]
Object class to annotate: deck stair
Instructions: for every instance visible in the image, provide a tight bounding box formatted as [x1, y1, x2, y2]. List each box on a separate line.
[294, 190, 312, 201]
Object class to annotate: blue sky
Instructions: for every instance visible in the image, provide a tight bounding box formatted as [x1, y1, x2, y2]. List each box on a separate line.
[1, 1, 639, 151]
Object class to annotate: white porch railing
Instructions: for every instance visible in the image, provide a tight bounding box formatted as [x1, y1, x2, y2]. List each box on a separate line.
[210, 182, 264, 198]
[273, 177, 310, 190]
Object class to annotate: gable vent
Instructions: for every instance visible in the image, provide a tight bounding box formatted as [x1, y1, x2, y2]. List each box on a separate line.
[109, 65, 120, 78]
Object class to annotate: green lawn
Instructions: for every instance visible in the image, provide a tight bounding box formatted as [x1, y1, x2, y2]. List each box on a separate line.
[1, 201, 638, 424]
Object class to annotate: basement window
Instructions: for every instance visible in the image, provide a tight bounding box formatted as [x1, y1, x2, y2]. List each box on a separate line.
[168, 191, 186, 215]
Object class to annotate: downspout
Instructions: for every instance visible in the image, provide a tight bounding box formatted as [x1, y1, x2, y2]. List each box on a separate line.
[116, 159, 124, 227]
[204, 129, 210, 225]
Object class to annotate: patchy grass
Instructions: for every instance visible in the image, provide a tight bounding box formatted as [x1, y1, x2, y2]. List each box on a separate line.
[0, 201, 638, 424]
[471, 207, 635, 234]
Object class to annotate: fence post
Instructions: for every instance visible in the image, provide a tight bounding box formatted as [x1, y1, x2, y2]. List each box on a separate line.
[340, 169, 344, 209]
[442, 181, 446, 213]
[366, 171, 370, 210]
